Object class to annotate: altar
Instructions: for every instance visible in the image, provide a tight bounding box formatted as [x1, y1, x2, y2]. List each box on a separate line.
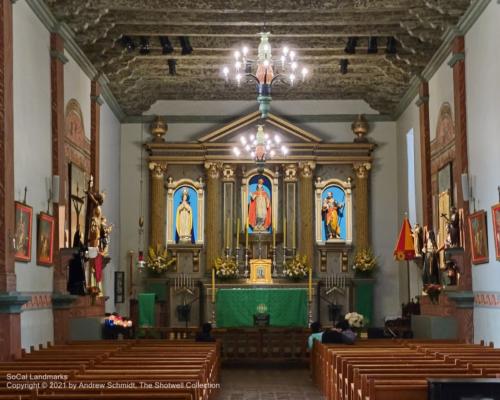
[216, 288, 308, 328]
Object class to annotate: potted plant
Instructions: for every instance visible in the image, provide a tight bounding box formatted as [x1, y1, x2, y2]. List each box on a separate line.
[145, 245, 176, 277]
[283, 254, 310, 281]
[213, 256, 239, 280]
[345, 312, 366, 336]
[353, 248, 377, 277]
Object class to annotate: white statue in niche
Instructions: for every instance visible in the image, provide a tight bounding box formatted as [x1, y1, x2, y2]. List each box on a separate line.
[176, 188, 193, 243]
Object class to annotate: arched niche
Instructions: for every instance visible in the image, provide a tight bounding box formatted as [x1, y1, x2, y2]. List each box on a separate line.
[314, 177, 352, 245]
[166, 178, 205, 245]
[241, 168, 279, 234]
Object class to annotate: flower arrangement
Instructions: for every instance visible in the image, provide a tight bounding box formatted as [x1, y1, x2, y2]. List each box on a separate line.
[145, 245, 176, 275]
[424, 283, 442, 304]
[353, 248, 377, 274]
[213, 256, 239, 280]
[283, 254, 311, 280]
[345, 312, 365, 328]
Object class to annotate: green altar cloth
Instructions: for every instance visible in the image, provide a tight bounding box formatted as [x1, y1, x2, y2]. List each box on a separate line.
[138, 293, 156, 327]
[216, 288, 308, 328]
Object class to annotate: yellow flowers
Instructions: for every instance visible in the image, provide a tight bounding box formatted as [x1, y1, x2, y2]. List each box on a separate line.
[213, 256, 239, 279]
[145, 245, 176, 274]
[283, 254, 310, 280]
[353, 248, 377, 273]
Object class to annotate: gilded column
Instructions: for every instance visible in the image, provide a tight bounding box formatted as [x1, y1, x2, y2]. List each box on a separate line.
[222, 164, 236, 251]
[354, 162, 372, 250]
[149, 161, 167, 248]
[205, 162, 222, 269]
[298, 161, 315, 265]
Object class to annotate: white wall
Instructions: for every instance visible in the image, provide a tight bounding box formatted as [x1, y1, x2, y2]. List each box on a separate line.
[465, 1, 500, 345]
[121, 100, 400, 324]
[13, 0, 54, 349]
[396, 97, 423, 302]
[99, 102, 122, 313]
[64, 54, 91, 139]
[429, 53, 454, 141]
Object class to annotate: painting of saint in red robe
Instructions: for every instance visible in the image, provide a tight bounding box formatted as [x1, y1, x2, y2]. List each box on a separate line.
[248, 177, 272, 232]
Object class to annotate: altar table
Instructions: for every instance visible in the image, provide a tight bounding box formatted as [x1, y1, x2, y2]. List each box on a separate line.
[216, 288, 308, 328]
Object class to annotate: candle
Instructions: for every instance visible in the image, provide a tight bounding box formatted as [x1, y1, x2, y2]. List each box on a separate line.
[236, 218, 240, 248]
[212, 268, 215, 303]
[245, 217, 249, 248]
[283, 218, 287, 249]
[308, 265, 312, 302]
[292, 219, 296, 250]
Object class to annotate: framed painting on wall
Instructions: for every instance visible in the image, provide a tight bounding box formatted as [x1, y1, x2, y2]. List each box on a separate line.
[492, 203, 500, 261]
[468, 210, 489, 265]
[14, 202, 33, 262]
[37, 213, 55, 266]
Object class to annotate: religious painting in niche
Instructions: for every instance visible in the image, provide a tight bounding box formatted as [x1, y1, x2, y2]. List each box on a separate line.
[468, 210, 489, 265]
[68, 163, 87, 248]
[321, 185, 346, 241]
[37, 213, 55, 267]
[492, 203, 500, 261]
[173, 186, 198, 243]
[14, 202, 33, 262]
[248, 175, 272, 233]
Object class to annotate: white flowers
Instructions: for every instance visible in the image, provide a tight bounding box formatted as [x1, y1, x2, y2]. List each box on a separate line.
[345, 312, 365, 328]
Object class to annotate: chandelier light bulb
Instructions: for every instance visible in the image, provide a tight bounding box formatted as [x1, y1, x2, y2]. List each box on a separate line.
[282, 146, 289, 155]
[275, 134, 281, 143]
[236, 73, 242, 86]
[242, 46, 249, 56]
[264, 133, 269, 139]
[235, 61, 242, 71]
[289, 50, 296, 61]
[270, 150, 276, 157]
[283, 46, 289, 56]
[302, 67, 308, 77]
[223, 66, 229, 77]
[245, 144, 250, 151]
[263, 59, 270, 68]
[250, 151, 255, 158]
[240, 136, 247, 144]
[291, 62, 297, 71]
[233, 147, 241, 156]
[281, 55, 286, 67]
[234, 50, 240, 60]
[290, 74, 295, 85]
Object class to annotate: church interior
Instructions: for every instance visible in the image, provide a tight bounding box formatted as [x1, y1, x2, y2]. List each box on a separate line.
[1, 0, 500, 398]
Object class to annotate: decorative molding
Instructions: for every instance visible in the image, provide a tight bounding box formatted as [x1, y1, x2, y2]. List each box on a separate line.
[0, 293, 31, 313]
[52, 293, 78, 310]
[25, 0, 126, 121]
[393, 0, 492, 120]
[123, 113, 393, 124]
[448, 52, 465, 68]
[353, 162, 371, 179]
[446, 290, 474, 309]
[49, 50, 69, 64]
[91, 95, 104, 106]
[148, 161, 167, 179]
[474, 291, 500, 309]
[21, 293, 53, 310]
[415, 96, 429, 107]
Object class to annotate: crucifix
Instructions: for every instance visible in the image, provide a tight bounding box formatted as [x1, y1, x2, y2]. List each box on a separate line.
[71, 185, 85, 247]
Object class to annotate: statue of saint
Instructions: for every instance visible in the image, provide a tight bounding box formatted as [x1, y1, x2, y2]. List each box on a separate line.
[248, 178, 271, 232]
[176, 188, 193, 243]
[422, 229, 444, 286]
[412, 223, 423, 257]
[442, 207, 461, 248]
[322, 192, 344, 240]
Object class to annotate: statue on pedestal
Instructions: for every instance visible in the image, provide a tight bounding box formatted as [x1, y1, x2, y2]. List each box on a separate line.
[442, 206, 461, 248]
[422, 229, 443, 286]
[322, 192, 344, 240]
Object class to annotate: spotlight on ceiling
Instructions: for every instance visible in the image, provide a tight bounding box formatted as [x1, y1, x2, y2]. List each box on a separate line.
[120, 36, 135, 52]
[367, 37, 378, 54]
[344, 37, 358, 54]
[386, 37, 397, 54]
[339, 59, 349, 75]
[159, 37, 174, 55]
[167, 59, 177, 76]
[139, 37, 151, 55]
[179, 36, 193, 55]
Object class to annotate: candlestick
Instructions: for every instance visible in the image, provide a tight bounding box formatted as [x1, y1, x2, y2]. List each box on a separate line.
[211, 268, 216, 303]
[272, 223, 276, 248]
[283, 218, 287, 249]
[245, 217, 249, 249]
[236, 218, 240, 247]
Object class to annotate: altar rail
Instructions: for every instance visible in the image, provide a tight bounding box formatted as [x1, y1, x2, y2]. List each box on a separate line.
[141, 327, 310, 364]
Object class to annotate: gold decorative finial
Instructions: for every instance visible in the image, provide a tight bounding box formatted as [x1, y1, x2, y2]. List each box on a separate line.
[150, 116, 167, 142]
[351, 114, 370, 143]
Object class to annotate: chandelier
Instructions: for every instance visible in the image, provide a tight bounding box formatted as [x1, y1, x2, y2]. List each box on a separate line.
[222, 32, 309, 118]
[232, 125, 288, 169]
